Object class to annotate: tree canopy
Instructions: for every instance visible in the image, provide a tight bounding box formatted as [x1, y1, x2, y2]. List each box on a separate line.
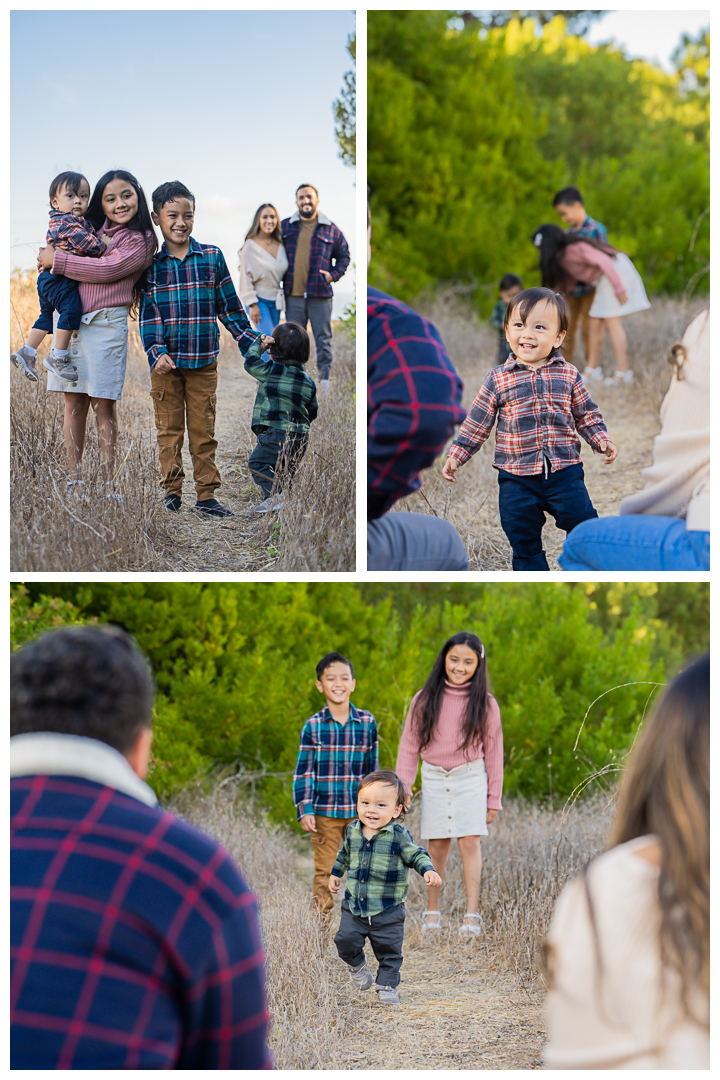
[368, 12, 710, 309]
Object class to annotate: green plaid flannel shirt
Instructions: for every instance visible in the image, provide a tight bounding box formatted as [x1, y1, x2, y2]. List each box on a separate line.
[243, 337, 318, 435]
[331, 819, 435, 918]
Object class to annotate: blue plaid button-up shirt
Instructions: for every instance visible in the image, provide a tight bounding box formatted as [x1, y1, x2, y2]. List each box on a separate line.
[139, 238, 260, 369]
[293, 704, 379, 820]
[567, 215, 609, 296]
[281, 211, 350, 299]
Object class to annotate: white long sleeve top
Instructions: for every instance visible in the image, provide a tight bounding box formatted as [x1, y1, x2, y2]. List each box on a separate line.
[237, 239, 288, 307]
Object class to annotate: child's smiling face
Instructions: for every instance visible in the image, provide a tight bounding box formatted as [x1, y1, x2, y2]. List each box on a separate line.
[51, 180, 91, 217]
[505, 299, 566, 368]
[315, 661, 355, 708]
[357, 781, 403, 833]
[445, 643, 479, 685]
[153, 197, 195, 250]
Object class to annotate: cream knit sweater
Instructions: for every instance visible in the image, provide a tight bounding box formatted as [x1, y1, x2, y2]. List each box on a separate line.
[620, 309, 709, 531]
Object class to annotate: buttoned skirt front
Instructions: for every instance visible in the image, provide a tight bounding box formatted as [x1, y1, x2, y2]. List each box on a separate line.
[47, 305, 130, 400]
[420, 757, 488, 839]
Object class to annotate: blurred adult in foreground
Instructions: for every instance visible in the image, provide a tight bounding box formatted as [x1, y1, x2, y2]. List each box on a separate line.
[37, 170, 157, 495]
[238, 203, 288, 335]
[367, 205, 468, 570]
[10, 625, 271, 1070]
[543, 654, 709, 1069]
[560, 309, 709, 571]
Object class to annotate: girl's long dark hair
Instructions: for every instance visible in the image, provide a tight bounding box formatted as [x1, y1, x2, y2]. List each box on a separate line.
[532, 223, 618, 292]
[413, 632, 488, 756]
[85, 169, 158, 316]
[243, 203, 283, 244]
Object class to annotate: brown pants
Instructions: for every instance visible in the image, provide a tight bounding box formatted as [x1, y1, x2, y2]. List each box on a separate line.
[564, 291, 596, 364]
[311, 815, 355, 915]
[150, 360, 220, 500]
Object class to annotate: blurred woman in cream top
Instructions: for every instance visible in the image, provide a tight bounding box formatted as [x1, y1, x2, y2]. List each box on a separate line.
[238, 204, 288, 336]
[543, 655, 709, 1069]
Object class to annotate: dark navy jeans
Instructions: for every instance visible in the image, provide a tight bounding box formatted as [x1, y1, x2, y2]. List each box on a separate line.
[498, 462, 597, 571]
[248, 427, 308, 498]
[33, 271, 83, 333]
[334, 899, 405, 988]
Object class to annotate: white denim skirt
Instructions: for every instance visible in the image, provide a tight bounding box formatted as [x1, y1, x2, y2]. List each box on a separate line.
[420, 757, 488, 839]
[47, 306, 130, 400]
[588, 253, 651, 319]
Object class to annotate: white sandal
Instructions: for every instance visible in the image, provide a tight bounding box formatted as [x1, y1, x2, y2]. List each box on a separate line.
[421, 910, 442, 933]
[459, 913, 484, 937]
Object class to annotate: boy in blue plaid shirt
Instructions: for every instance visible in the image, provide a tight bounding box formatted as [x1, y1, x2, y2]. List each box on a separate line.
[293, 652, 378, 917]
[329, 770, 441, 1004]
[140, 181, 260, 518]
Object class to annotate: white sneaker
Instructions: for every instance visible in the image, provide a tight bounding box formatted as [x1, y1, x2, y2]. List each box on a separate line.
[44, 350, 78, 382]
[581, 366, 603, 383]
[253, 493, 284, 514]
[605, 369, 634, 386]
[11, 345, 39, 382]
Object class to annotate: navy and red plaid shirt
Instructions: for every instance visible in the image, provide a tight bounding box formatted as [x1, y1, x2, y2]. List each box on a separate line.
[566, 215, 609, 296]
[139, 238, 260, 369]
[367, 287, 466, 520]
[46, 210, 107, 257]
[447, 352, 609, 475]
[293, 704, 379, 820]
[281, 212, 350, 298]
[11, 775, 272, 1070]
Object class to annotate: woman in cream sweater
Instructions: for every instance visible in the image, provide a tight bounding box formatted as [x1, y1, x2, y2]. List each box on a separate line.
[237, 204, 288, 335]
[559, 308, 709, 570]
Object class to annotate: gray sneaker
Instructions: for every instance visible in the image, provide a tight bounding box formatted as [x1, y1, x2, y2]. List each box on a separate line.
[375, 984, 400, 1004]
[253, 493, 284, 514]
[43, 351, 78, 382]
[11, 345, 39, 382]
[347, 959, 373, 991]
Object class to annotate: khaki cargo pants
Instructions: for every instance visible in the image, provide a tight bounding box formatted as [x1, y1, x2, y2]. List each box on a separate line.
[311, 815, 355, 916]
[150, 360, 220, 501]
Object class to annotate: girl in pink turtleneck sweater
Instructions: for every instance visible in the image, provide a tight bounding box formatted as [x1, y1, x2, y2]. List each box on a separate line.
[396, 631, 503, 938]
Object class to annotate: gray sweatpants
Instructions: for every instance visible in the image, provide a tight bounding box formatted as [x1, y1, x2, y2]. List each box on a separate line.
[367, 511, 469, 571]
[334, 900, 405, 988]
[285, 296, 333, 381]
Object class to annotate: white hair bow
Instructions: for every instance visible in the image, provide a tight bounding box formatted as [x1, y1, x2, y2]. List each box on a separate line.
[533, 233, 543, 247]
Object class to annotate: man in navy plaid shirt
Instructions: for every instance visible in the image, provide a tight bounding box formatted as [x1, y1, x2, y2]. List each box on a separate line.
[140, 180, 260, 518]
[293, 652, 378, 917]
[282, 184, 350, 388]
[11, 624, 271, 1070]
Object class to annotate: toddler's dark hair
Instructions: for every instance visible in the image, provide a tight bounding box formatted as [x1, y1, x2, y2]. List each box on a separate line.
[49, 171, 88, 205]
[358, 770, 408, 817]
[553, 185, 584, 207]
[499, 273, 523, 292]
[316, 651, 354, 680]
[152, 180, 195, 212]
[270, 322, 310, 366]
[505, 286, 569, 336]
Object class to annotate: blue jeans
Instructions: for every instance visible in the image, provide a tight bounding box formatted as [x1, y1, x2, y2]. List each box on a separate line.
[367, 511, 469, 571]
[255, 298, 280, 336]
[33, 271, 83, 333]
[559, 515, 710, 571]
[498, 463, 597, 571]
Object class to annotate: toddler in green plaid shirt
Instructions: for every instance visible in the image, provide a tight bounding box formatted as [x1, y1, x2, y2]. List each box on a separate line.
[329, 770, 441, 1004]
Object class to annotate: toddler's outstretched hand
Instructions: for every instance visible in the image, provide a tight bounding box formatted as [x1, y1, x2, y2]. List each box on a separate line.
[424, 870, 442, 887]
[328, 875, 341, 895]
[442, 457, 459, 483]
[259, 334, 275, 354]
[598, 439, 618, 464]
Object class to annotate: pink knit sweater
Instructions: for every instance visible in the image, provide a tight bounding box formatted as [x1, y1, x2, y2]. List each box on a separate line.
[51, 220, 155, 314]
[396, 681, 504, 810]
[559, 241, 624, 297]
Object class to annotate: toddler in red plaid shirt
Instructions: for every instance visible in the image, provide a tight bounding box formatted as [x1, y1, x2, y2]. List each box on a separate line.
[11, 171, 107, 385]
[443, 288, 617, 571]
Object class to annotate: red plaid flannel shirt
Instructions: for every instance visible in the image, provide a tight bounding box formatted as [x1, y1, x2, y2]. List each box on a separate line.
[447, 352, 609, 475]
[46, 211, 107, 257]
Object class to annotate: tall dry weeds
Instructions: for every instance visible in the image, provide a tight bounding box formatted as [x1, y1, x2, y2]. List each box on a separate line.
[172, 783, 614, 1068]
[10, 273, 355, 571]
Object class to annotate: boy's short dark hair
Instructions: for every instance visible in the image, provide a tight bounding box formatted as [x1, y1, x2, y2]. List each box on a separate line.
[553, 186, 584, 207]
[296, 183, 318, 196]
[505, 286, 570, 336]
[270, 321, 311, 366]
[11, 625, 155, 756]
[499, 273, 523, 292]
[358, 770, 408, 818]
[316, 652, 354, 680]
[49, 171, 88, 205]
[152, 181, 195, 212]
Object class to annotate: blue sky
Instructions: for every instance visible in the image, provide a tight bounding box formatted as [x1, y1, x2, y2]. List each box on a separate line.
[586, 9, 709, 73]
[10, 9, 356, 316]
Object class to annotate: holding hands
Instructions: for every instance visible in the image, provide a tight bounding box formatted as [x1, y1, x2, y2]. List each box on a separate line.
[259, 334, 275, 354]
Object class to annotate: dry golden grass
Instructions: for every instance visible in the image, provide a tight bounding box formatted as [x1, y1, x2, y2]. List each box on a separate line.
[174, 784, 613, 1070]
[390, 293, 707, 570]
[10, 273, 355, 572]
